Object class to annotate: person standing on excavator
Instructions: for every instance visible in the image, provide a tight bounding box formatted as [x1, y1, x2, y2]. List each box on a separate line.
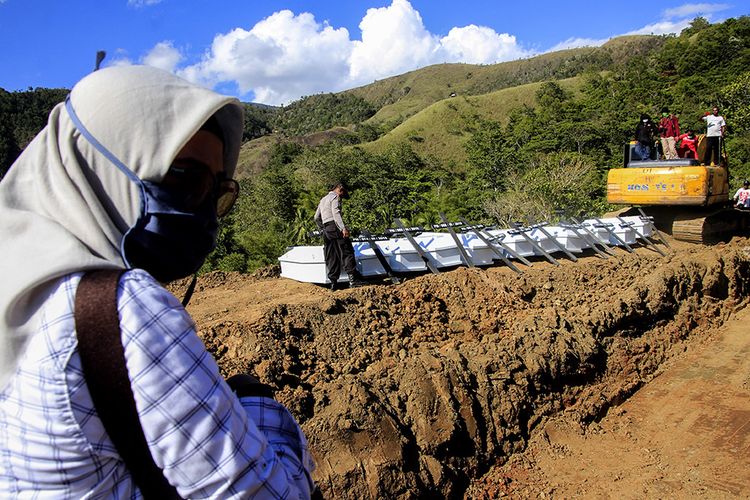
[658, 107, 680, 160]
[634, 114, 657, 161]
[314, 182, 365, 290]
[702, 106, 726, 166]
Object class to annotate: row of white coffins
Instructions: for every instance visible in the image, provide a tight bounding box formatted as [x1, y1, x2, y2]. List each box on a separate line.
[278, 216, 655, 284]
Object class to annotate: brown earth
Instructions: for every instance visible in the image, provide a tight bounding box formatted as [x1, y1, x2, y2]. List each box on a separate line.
[172, 236, 750, 499]
[465, 304, 750, 499]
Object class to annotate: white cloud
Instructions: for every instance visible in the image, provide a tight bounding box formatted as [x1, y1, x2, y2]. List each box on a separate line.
[544, 2, 729, 52]
[439, 25, 531, 64]
[127, 0, 162, 7]
[546, 36, 610, 52]
[625, 19, 694, 36]
[178, 10, 352, 105]
[170, 0, 529, 104]
[110, 58, 134, 67]
[141, 41, 183, 73]
[663, 3, 730, 19]
[140, 0, 729, 106]
[348, 0, 530, 83]
[348, 0, 439, 83]
[108, 48, 135, 68]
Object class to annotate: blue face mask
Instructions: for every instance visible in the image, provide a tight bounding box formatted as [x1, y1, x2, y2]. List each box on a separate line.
[122, 180, 218, 283]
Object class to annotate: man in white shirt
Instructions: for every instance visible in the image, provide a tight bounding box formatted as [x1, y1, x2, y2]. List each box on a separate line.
[701, 106, 726, 166]
[314, 182, 364, 290]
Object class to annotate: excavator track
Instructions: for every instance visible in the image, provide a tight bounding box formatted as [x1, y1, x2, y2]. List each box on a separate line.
[672, 210, 739, 243]
[622, 206, 750, 244]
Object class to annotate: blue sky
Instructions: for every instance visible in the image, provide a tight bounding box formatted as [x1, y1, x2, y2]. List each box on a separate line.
[0, 1, 746, 105]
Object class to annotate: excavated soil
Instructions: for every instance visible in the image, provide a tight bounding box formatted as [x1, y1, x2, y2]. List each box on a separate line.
[173, 236, 750, 498]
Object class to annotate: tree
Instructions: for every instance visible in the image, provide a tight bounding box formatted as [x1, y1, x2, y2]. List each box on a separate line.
[0, 87, 68, 175]
[681, 17, 711, 37]
[484, 152, 605, 226]
[719, 71, 750, 134]
[465, 119, 515, 191]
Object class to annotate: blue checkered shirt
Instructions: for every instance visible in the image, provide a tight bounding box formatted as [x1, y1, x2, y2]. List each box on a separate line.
[0, 270, 314, 499]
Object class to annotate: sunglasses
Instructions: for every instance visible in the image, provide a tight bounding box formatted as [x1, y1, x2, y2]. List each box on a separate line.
[163, 163, 239, 217]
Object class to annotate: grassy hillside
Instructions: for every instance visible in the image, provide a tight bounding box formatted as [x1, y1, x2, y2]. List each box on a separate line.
[205, 17, 750, 273]
[236, 135, 278, 178]
[358, 77, 582, 168]
[343, 36, 662, 127]
[236, 127, 354, 179]
[230, 35, 664, 176]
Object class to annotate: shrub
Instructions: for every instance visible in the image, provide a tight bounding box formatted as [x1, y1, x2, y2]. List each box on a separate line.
[484, 152, 606, 226]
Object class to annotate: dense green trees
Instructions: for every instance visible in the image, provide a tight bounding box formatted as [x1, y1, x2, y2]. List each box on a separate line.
[273, 93, 376, 136]
[0, 88, 68, 177]
[242, 103, 275, 141]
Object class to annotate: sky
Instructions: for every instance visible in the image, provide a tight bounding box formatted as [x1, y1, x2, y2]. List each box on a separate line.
[0, 1, 747, 106]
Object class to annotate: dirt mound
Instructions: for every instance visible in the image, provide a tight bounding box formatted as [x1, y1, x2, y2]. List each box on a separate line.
[185, 238, 750, 498]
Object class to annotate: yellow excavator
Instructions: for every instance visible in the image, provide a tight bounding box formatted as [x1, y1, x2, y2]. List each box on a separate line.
[607, 138, 749, 243]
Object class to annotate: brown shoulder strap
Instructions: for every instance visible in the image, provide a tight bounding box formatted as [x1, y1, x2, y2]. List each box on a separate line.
[75, 269, 180, 499]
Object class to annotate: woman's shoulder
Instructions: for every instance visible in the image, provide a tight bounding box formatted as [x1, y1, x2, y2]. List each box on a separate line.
[116, 269, 190, 330]
[117, 268, 164, 290]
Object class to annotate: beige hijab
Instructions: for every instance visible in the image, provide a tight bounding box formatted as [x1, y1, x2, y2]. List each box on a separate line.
[0, 65, 243, 388]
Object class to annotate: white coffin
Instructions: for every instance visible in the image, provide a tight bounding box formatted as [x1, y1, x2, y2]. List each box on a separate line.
[350, 243, 388, 277]
[484, 229, 537, 258]
[618, 215, 654, 238]
[278, 215, 661, 284]
[460, 232, 500, 266]
[583, 218, 637, 246]
[536, 226, 589, 253]
[279, 246, 349, 284]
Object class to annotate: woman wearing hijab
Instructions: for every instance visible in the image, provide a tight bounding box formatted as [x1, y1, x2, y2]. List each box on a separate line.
[0, 66, 314, 498]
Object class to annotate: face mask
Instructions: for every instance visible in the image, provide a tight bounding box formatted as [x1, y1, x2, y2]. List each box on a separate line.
[122, 180, 218, 283]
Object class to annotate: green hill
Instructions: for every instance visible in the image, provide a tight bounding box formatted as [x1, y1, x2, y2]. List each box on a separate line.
[234, 35, 663, 176]
[359, 77, 582, 168]
[343, 35, 662, 127]
[236, 127, 354, 179]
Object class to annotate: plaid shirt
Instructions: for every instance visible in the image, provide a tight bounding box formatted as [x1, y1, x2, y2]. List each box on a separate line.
[0, 270, 314, 499]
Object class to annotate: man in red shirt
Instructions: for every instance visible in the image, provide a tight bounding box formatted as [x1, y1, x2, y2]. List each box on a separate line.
[658, 107, 680, 160]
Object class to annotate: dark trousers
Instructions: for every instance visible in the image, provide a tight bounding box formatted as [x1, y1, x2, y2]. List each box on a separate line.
[322, 222, 356, 283]
[704, 136, 721, 165]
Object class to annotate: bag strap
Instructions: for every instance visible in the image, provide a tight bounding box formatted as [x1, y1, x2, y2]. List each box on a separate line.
[75, 269, 180, 499]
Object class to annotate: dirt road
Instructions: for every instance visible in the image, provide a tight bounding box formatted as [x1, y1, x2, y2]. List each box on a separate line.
[468, 305, 750, 498]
